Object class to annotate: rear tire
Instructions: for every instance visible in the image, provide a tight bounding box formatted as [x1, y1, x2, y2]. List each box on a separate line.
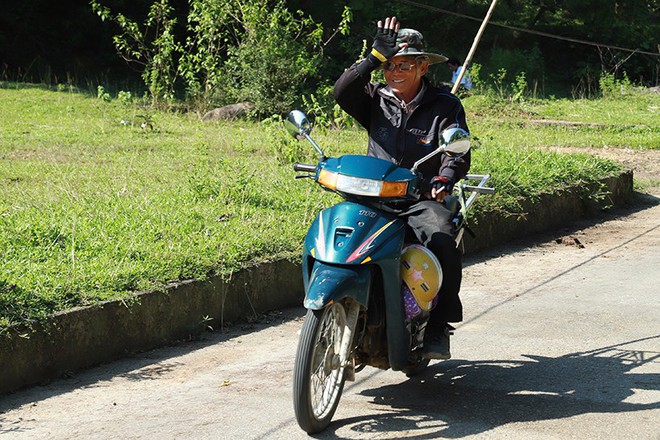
[403, 357, 430, 377]
[293, 304, 347, 433]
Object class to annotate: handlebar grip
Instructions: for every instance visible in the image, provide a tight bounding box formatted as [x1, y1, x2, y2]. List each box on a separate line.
[293, 162, 317, 173]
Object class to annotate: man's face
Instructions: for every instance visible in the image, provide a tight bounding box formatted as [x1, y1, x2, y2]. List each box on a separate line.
[384, 56, 429, 100]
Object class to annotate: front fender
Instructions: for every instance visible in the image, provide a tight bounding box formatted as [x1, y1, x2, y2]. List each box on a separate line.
[304, 261, 371, 310]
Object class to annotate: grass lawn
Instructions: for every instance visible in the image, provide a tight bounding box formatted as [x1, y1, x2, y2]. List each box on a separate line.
[1, 82, 657, 332]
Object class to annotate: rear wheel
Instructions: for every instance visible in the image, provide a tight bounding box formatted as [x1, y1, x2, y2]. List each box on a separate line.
[403, 357, 430, 377]
[293, 303, 348, 433]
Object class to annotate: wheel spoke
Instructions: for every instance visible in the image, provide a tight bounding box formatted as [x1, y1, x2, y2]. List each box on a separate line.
[294, 302, 354, 433]
[309, 304, 345, 418]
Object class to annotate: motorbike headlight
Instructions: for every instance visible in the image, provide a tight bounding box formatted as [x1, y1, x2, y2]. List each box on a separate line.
[318, 169, 408, 197]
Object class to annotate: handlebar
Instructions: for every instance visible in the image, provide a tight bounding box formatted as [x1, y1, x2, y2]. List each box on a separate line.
[293, 162, 317, 173]
[461, 174, 495, 213]
[464, 185, 496, 195]
[464, 174, 495, 193]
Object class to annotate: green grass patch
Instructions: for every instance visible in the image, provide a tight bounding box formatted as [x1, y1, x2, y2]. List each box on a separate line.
[2, 83, 651, 333]
[465, 92, 660, 150]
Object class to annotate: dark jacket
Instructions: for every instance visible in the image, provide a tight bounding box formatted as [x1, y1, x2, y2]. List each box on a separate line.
[334, 63, 470, 185]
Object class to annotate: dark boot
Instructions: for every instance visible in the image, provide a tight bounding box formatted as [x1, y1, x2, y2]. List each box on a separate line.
[422, 324, 454, 360]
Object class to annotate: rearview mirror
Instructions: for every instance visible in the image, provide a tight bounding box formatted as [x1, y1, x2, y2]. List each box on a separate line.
[284, 110, 326, 160]
[410, 127, 470, 173]
[441, 128, 470, 156]
[285, 110, 311, 139]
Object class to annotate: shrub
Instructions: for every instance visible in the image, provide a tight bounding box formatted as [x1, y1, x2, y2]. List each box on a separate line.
[178, 0, 230, 107]
[599, 72, 634, 98]
[219, 1, 324, 117]
[488, 46, 544, 85]
[91, 0, 179, 107]
[92, 0, 325, 116]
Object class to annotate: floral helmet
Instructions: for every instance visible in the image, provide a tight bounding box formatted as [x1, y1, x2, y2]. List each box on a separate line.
[400, 244, 443, 320]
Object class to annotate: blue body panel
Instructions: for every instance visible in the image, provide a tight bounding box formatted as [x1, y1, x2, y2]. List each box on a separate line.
[303, 262, 371, 309]
[303, 201, 404, 265]
[320, 155, 415, 181]
[301, 200, 413, 371]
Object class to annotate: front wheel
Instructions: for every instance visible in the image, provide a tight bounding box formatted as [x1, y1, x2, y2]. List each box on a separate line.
[293, 303, 348, 434]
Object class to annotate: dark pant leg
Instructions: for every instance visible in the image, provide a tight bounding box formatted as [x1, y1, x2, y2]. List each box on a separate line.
[400, 200, 463, 324]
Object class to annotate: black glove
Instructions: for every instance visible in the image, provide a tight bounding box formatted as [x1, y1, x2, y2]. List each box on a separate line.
[430, 176, 454, 194]
[356, 21, 401, 77]
[371, 24, 401, 61]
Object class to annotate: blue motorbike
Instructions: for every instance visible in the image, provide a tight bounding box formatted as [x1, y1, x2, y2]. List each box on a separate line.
[287, 110, 493, 433]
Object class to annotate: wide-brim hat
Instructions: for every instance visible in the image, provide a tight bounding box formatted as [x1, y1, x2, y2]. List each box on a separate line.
[394, 28, 448, 65]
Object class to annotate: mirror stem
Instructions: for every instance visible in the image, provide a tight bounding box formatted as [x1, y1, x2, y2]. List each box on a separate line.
[411, 147, 444, 173]
[304, 133, 326, 161]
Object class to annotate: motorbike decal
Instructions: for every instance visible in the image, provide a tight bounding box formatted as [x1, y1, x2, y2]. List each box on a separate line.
[315, 213, 327, 260]
[346, 220, 396, 263]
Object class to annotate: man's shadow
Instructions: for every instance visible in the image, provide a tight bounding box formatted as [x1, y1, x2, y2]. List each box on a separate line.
[324, 335, 659, 439]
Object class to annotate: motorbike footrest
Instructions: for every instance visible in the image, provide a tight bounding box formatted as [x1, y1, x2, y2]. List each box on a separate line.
[344, 359, 356, 381]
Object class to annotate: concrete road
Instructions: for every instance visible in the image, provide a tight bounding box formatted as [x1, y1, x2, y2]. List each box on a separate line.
[1, 199, 659, 439]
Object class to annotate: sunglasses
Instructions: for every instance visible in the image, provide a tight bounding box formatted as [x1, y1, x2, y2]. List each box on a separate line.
[382, 61, 417, 72]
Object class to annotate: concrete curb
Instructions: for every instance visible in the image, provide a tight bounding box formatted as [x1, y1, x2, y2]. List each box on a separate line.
[462, 172, 634, 253]
[0, 172, 634, 395]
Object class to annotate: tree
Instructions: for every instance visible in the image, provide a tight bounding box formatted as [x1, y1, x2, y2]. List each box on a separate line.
[90, 0, 325, 114]
[219, 1, 324, 116]
[91, 0, 179, 105]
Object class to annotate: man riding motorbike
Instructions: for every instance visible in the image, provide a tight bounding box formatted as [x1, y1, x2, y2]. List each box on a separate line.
[333, 16, 471, 359]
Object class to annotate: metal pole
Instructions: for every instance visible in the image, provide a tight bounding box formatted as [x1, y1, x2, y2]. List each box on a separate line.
[452, 0, 499, 94]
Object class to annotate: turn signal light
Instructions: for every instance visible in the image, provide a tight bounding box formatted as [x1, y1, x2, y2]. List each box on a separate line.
[380, 181, 408, 197]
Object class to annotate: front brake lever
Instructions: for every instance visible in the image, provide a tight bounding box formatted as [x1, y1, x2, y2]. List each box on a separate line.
[295, 174, 314, 180]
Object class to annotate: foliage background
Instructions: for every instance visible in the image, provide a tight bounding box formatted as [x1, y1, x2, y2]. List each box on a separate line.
[1, 0, 657, 108]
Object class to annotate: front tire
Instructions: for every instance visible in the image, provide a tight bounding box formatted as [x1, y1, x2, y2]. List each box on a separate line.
[293, 304, 348, 434]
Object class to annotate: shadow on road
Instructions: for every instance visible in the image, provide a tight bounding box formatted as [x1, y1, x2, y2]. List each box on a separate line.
[0, 308, 305, 418]
[320, 335, 660, 439]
